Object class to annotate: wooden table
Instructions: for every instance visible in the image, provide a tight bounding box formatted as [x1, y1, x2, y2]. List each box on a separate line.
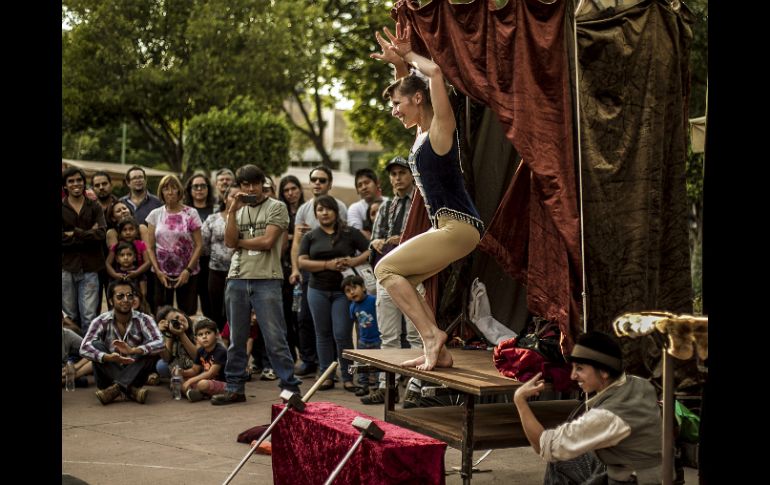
[343, 348, 579, 484]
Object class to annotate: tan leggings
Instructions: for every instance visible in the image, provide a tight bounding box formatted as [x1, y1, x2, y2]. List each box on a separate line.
[375, 216, 481, 288]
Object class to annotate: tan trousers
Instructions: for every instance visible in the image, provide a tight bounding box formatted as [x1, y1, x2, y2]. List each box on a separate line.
[374, 216, 480, 288]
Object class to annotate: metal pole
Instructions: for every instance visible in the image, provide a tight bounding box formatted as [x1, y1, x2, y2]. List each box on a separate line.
[222, 362, 339, 485]
[223, 406, 290, 485]
[573, 0, 589, 331]
[662, 352, 674, 485]
[323, 434, 366, 485]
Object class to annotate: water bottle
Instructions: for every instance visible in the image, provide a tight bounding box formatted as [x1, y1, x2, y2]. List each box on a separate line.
[65, 360, 76, 392]
[292, 283, 302, 313]
[171, 366, 182, 400]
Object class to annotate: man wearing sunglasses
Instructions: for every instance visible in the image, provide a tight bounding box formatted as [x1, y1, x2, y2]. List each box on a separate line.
[80, 280, 164, 405]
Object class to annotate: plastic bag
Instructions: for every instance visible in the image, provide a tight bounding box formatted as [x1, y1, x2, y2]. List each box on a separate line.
[674, 400, 700, 443]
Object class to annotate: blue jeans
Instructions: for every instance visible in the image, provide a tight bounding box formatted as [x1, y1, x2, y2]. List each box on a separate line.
[224, 279, 301, 394]
[62, 270, 100, 332]
[306, 287, 354, 383]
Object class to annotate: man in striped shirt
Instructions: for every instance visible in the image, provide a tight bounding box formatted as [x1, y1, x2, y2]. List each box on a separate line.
[80, 280, 164, 405]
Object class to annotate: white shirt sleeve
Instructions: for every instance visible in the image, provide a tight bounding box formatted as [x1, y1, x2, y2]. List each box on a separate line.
[347, 200, 366, 230]
[539, 408, 631, 462]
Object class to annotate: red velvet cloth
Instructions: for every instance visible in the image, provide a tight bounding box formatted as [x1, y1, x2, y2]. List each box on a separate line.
[493, 336, 575, 393]
[271, 402, 446, 485]
[393, 0, 582, 354]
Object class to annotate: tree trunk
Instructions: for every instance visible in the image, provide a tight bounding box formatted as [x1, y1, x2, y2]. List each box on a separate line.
[283, 83, 335, 168]
[132, 114, 184, 173]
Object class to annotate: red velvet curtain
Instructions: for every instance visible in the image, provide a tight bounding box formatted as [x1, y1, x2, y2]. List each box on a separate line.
[393, 0, 582, 352]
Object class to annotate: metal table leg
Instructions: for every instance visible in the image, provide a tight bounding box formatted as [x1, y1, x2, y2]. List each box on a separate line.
[461, 394, 475, 484]
[385, 371, 396, 415]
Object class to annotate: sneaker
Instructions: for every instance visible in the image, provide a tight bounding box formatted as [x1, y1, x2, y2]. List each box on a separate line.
[145, 372, 160, 386]
[95, 383, 121, 405]
[294, 362, 317, 377]
[360, 387, 399, 405]
[186, 389, 204, 402]
[403, 389, 421, 409]
[211, 391, 247, 405]
[127, 386, 148, 404]
[260, 368, 278, 381]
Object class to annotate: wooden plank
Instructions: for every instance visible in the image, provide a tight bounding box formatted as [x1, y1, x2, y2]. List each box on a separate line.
[386, 401, 580, 450]
[343, 348, 522, 396]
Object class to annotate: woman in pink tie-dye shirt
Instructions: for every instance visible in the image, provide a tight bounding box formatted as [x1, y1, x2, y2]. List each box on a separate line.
[145, 174, 203, 317]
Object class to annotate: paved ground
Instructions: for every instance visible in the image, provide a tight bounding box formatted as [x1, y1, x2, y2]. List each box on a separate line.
[62, 372, 698, 484]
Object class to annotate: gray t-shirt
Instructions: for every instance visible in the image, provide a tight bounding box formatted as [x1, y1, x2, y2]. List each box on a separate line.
[227, 198, 289, 280]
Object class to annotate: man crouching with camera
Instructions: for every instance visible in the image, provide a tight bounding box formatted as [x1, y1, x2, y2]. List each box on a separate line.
[155, 306, 198, 384]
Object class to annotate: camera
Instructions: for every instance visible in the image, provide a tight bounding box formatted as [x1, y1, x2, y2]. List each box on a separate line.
[241, 194, 259, 204]
[170, 319, 183, 330]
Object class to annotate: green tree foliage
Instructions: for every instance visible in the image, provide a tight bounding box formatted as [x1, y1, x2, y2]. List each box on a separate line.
[63, 0, 203, 172]
[684, 0, 707, 305]
[326, 1, 413, 158]
[186, 97, 290, 177]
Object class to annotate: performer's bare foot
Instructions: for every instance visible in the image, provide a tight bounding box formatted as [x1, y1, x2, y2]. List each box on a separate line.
[399, 330, 453, 370]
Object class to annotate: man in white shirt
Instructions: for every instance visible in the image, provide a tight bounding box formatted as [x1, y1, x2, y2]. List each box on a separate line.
[347, 168, 386, 234]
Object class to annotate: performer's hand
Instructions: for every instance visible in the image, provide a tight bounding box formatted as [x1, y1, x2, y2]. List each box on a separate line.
[514, 372, 545, 403]
[371, 28, 404, 65]
[384, 22, 413, 59]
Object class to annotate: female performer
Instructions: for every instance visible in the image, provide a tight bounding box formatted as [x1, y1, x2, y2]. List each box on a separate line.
[371, 22, 484, 371]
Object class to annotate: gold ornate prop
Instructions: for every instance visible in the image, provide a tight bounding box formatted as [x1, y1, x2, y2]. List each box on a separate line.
[612, 312, 708, 361]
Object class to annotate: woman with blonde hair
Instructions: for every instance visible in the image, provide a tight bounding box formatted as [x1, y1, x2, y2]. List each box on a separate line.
[145, 174, 203, 316]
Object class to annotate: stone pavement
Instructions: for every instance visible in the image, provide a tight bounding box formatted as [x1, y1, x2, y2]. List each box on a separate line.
[62, 373, 698, 484]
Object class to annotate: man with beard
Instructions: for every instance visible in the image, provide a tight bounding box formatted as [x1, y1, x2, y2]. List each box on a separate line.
[80, 280, 164, 405]
[119, 166, 162, 226]
[92, 171, 119, 224]
[92, 171, 119, 311]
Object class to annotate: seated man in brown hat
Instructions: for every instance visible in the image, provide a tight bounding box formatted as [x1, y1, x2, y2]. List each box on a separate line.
[514, 331, 662, 484]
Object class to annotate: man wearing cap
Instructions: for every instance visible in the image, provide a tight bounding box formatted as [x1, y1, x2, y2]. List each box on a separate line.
[514, 331, 662, 484]
[361, 157, 424, 407]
